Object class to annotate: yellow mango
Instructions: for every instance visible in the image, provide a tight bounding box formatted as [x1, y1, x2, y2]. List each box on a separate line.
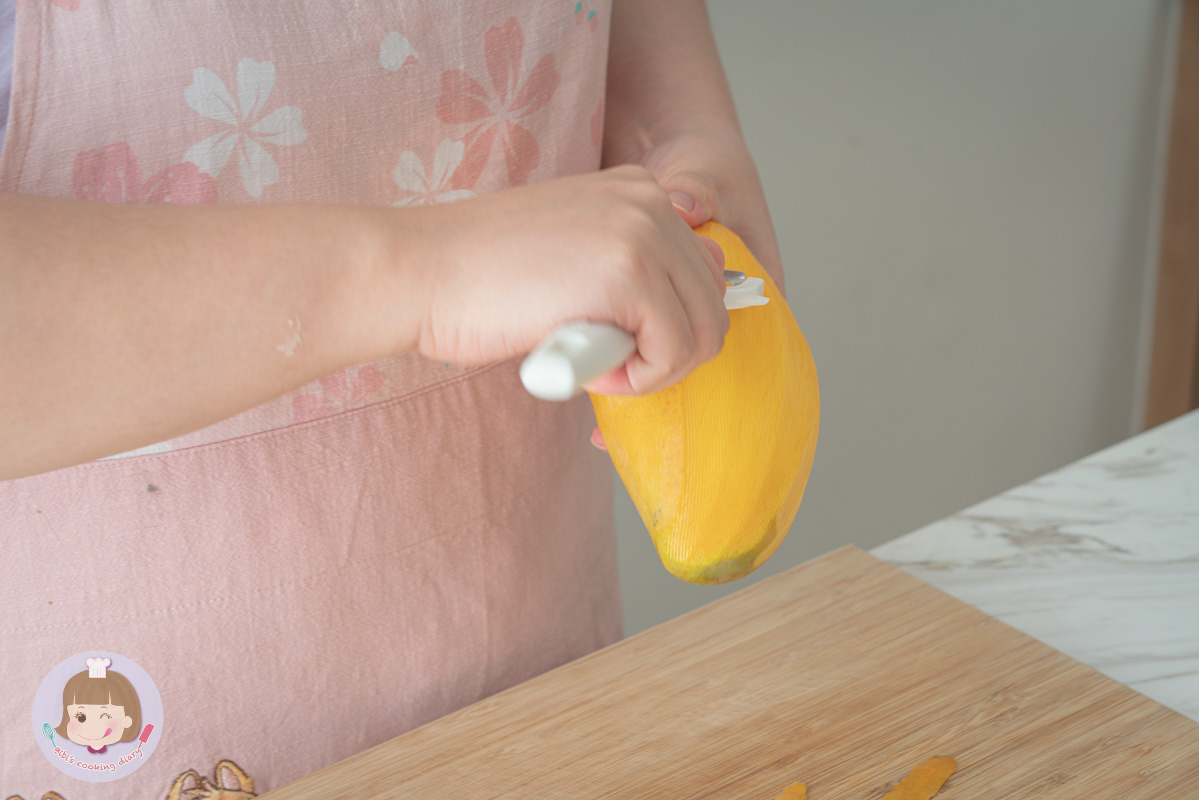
[591, 221, 819, 584]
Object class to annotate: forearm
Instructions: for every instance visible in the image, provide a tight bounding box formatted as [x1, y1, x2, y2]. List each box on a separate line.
[604, 0, 741, 159]
[0, 194, 411, 478]
[2, 167, 731, 480]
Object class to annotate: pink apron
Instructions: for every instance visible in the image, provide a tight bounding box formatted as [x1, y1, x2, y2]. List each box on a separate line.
[0, 2, 618, 798]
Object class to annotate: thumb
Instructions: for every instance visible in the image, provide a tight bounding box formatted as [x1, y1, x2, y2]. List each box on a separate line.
[661, 172, 726, 289]
[661, 171, 719, 229]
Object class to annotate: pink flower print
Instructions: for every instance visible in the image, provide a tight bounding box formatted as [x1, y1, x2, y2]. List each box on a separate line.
[392, 140, 477, 207]
[292, 365, 388, 424]
[436, 17, 559, 188]
[184, 58, 308, 198]
[73, 142, 218, 204]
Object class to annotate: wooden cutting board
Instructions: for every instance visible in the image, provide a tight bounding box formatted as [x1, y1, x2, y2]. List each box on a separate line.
[261, 546, 1199, 799]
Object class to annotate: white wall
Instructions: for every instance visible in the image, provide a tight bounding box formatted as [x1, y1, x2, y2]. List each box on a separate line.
[618, 1, 1178, 634]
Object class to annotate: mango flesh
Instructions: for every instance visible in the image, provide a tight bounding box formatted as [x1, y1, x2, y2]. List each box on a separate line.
[591, 221, 819, 584]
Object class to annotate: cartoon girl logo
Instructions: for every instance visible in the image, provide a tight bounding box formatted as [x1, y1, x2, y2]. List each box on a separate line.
[56, 658, 141, 753]
[33, 651, 163, 783]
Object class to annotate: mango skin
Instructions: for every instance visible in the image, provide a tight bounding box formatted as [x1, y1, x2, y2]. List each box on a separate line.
[591, 221, 819, 585]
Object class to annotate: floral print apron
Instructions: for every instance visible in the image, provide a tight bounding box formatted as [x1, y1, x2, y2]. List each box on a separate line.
[0, 2, 618, 797]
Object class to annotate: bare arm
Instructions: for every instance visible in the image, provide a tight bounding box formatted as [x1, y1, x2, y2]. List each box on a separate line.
[0, 195, 397, 477]
[1, 167, 726, 479]
[3, 2, 774, 479]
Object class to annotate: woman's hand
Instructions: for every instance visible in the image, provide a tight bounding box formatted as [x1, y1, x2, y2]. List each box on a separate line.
[586, 132, 776, 450]
[628, 130, 784, 295]
[602, 1, 783, 292]
[381, 165, 727, 397]
[586, 0, 786, 448]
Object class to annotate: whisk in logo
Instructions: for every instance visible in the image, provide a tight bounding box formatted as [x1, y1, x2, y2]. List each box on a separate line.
[32, 651, 163, 782]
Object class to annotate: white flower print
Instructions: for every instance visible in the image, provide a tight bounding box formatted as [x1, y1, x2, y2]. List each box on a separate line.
[379, 32, 419, 72]
[183, 58, 307, 198]
[391, 139, 476, 206]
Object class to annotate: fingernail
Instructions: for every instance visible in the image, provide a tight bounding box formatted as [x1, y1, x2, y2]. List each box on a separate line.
[669, 191, 695, 214]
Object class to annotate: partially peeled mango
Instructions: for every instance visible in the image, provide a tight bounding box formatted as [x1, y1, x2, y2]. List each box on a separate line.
[592, 221, 820, 585]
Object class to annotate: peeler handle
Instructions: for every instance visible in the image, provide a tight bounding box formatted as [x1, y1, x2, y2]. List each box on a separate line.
[520, 274, 768, 401]
[519, 321, 636, 402]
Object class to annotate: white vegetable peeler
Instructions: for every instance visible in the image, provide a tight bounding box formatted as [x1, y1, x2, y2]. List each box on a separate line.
[520, 270, 769, 401]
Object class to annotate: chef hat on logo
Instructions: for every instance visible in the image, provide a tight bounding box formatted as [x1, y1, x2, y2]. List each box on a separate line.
[86, 657, 111, 679]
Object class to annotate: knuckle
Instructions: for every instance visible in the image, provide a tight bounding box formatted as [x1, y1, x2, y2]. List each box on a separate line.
[606, 236, 650, 285]
[602, 195, 655, 237]
[600, 217, 661, 282]
[611, 166, 672, 211]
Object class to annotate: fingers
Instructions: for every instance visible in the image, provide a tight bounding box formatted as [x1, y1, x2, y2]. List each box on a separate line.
[663, 169, 720, 229]
[568, 168, 729, 396]
[421, 166, 730, 394]
[697, 234, 726, 297]
[582, 241, 726, 397]
[584, 363, 634, 397]
[662, 169, 726, 297]
[613, 225, 729, 396]
[658, 151, 786, 295]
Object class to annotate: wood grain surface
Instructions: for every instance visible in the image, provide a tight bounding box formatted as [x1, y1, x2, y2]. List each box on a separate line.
[262, 547, 1199, 799]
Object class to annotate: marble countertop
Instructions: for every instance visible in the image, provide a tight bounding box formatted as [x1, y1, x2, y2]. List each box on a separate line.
[873, 410, 1199, 725]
